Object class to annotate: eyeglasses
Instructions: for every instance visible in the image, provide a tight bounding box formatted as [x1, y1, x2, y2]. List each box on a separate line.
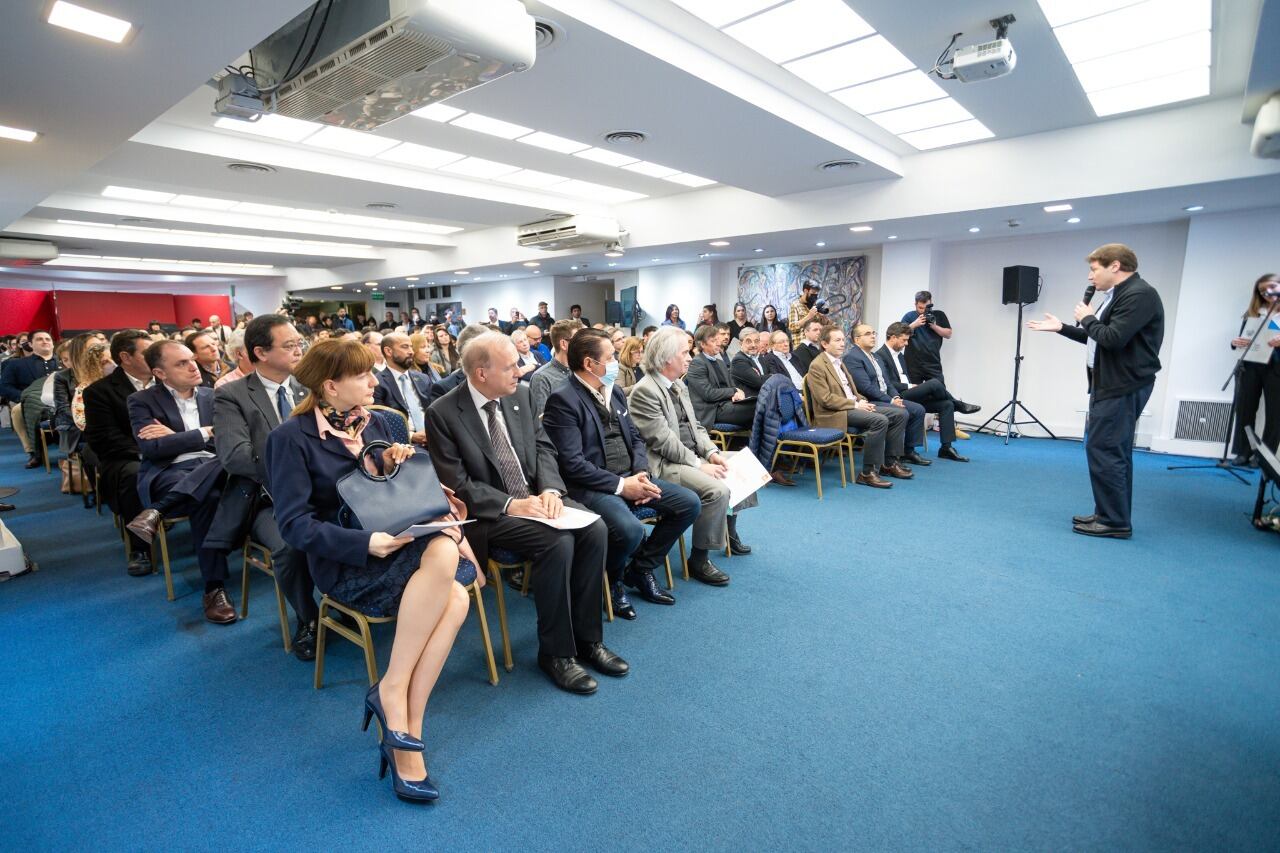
[276, 341, 303, 352]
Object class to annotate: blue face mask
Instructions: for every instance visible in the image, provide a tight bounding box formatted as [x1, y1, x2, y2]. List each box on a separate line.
[599, 358, 619, 392]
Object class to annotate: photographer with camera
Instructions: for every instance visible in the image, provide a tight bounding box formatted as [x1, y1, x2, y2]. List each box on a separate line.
[901, 290, 953, 384]
[788, 281, 830, 349]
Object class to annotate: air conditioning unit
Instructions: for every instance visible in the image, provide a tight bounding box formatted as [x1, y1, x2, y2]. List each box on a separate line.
[517, 216, 624, 251]
[0, 239, 57, 266]
[252, 0, 536, 131]
[1251, 92, 1280, 159]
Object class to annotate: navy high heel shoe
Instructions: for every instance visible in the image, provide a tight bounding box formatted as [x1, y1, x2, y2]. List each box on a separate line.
[378, 743, 439, 802]
[362, 681, 425, 751]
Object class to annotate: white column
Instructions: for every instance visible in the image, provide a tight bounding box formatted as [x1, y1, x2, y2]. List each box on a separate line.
[875, 239, 936, 333]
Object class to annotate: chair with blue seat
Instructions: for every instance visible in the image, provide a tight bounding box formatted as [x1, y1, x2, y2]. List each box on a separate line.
[768, 380, 846, 500]
[367, 405, 410, 444]
[485, 547, 526, 673]
[707, 422, 750, 452]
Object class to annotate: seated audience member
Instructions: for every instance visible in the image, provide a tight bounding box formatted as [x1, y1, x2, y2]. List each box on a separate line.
[616, 336, 644, 396]
[567, 304, 589, 326]
[56, 335, 111, 460]
[844, 325, 931, 467]
[608, 327, 626, 351]
[84, 331, 155, 575]
[378, 311, 397, 332]
[628, 327, 748, 584]
[806, 326, 909, 489]
[542, 330, 700, 618]
[686, 324, 754, 429]
[185, 330, 224, 388]
[530, 301, 554, 333]
[510, 329, 541, 380]
[525, 324, 551, 362]
[695, 305, 719, 329]
[642, 326, 658, 344]
[363, 330, 387, 373]
[425, 331, 625, 695]
[212, 315, 319, 658]
[1, 330, 57, 468]
[236, 312, 254, 330]
[125, 340, 233, 622]
[408, 332, 437, 377]
[208, 314, 232, 347]
[190, 318, 205, 331]
[373, 332, 433, 445]
[730, 328, 768, 395]
[789, 318, 825, 376]
[427, 324, 493, 404]
[760, 330, 807, 390]
[18, 340, 68, 468]
[726, 302, 756, 342]
[429, 326, 460, 376]
[758, 304, 784, 335]
[661, 304, 686, 330]
[877, 322, 975, 462]
[266, 338, 471, 801]
[146, 320, 165, 339]
[529, 319, 581, 418]
[215, 330, 252, 388]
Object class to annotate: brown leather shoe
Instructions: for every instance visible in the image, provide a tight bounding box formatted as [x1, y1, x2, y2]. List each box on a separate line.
[880, 463, 914, 480]
[125, 509, 162, 545]
[856, 471, 892, 489]
[202, 588, 238, 624]
[769, 469, 796, 487]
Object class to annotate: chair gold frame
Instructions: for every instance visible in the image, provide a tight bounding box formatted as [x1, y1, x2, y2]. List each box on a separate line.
[240, 540, 293, 653]
[762, 380, 846, 500]
[707, 427, 749, 452]
[38, 423, 57, 474]
[155, 516, 190, 601]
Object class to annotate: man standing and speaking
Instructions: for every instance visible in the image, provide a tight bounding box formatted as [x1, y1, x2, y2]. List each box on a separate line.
[1027, 244, 1164, 539]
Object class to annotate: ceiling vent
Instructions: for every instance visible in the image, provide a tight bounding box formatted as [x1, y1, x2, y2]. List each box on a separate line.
[517, 215, 624, 251]
[604, 130, 646, 145]
[365, 201, 398, 211]
[120, 217, 157, 225]
[819, 159, 862, 172]
[226, 162, 276, 175]
[533, 20, 560, 50]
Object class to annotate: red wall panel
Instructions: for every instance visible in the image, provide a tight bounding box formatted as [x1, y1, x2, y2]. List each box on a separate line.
[173, 294, 232, 328]
[0, 289, 56, 336]
[54, 291, 178, 332]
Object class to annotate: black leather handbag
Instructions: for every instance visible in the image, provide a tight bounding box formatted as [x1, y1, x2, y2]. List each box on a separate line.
[336, 441, 450, 533]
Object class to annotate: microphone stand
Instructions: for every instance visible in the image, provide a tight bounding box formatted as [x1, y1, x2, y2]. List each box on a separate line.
[1167, 298, 1278, 483]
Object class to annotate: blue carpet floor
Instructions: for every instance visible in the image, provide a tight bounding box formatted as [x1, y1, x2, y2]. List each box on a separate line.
[2, 430, 1278, 851]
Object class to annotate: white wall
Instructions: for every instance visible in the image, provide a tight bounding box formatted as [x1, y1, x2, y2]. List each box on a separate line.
[633, 262, 713, 330]
[877, 240, 936, 333]
[934, 220, 1190, 443]
[230, 279, 287, 319]
[450, 276, 555, 326]
[1152, 207, 1280, 455]
[553, 277, 612, 326]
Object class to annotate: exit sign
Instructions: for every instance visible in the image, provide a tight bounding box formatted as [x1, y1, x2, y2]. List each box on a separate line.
[370, 292, 385, 301]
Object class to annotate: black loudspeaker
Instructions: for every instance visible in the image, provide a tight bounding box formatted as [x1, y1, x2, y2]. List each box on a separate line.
[442, 285, 452, 297]
[1002, 265, 1039, 305]
[428, 286, 439, 298]
[416, 287, 425, 300]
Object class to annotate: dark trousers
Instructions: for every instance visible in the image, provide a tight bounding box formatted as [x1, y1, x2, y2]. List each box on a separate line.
[247, 506, 319, 625]
[712, 400, 756, 428]
[870, 404, 908, 461]
[573, 478, 701, 582]
[908, 361, 944, 385]
[482, 502, 607, 657]
[1232, 363, 1280, 456]
[150, 461, 226, 585]
[844, 408, 888, 470]
[883, 399, 926, 451]
[1085, 382, 1154, 529]
[102, 458, 149, 552]
[902, 379, 957, 445]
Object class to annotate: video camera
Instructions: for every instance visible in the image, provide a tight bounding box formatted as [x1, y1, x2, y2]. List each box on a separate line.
[923, 302, 937, 325]
[805, 287, 831, 315]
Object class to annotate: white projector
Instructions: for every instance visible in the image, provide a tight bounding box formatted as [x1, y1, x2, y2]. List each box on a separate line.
[953, 38, 1016, 82]
[1251, 93, 1280, 159]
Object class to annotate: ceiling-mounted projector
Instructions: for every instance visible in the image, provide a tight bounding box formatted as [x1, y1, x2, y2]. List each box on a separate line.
[1251, 93, 1280, 159]
[240, 0, 536, 131]
[933, 14, 1017, 83]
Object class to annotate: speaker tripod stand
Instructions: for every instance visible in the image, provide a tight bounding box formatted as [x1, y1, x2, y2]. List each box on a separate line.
[978, 299, 1057, 444]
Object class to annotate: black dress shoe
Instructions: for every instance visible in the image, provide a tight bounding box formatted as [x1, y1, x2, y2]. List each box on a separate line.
[624, 568, 675, 605]
[24, 455, 41, 469]
[688, 559, 730, 586]
[1073, 520, 1132, 539]
[937, 446, 969, 462]
[126, 550, 153, 577]
[1231, 454, 1253, 467]
[0, 502, 14, 512]
[538, 655, 598, 694]
[727, 535, 752, 555]
[955, 401, 982, 415]
[902, 451, 932, 466]
[576, 642, 629, 677]
[292, 621, 318, 661]
[609, 581, 637, 620]
[1072, 513, 1096, 526]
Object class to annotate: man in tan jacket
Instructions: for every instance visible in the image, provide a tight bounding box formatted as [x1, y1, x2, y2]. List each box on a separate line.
[806, 326, 910, 489]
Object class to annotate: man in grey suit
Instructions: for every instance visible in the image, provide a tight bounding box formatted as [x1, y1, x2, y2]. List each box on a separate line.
[685, 324, 755, 429]
[211, 315, 319, 659]
[629, 327, 750, 583]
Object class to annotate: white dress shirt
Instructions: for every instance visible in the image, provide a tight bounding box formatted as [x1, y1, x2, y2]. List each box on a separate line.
[827, 353, 857, 400]
[126, 372, 154, 393]
[775, 350, 805, 390]
[887, 347, 910, 386]
[165, 384, 215, 464]
[257, 374, 292, 426]
[386, 364, 425, 432]
[468, 383, 542, 511]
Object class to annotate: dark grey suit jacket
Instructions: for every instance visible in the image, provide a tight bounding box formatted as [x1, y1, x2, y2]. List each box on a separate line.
[685, 354, 738, 427]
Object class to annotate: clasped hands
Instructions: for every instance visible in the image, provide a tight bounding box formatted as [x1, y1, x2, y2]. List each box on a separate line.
[700, 452, 729, 479]
[508, 491, 564, 519]
[620, 471, 662, 504]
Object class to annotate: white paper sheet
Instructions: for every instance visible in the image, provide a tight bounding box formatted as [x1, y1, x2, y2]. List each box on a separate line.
[526, 505, 601, 530]
[1241, 314, 1280, 365]
[393, 519, 473, 538]
[721, 449, 771, 507]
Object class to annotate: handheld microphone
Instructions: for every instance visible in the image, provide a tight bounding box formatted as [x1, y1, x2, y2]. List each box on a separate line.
[1076, 284, 1096, 326]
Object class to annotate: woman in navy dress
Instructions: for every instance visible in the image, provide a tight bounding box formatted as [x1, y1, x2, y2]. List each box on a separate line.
[266, 338, 475, 802]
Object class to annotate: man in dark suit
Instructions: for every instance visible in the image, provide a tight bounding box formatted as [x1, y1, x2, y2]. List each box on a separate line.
[426, 324, 489, 405]
[1, 330, 58, 467]
[542, 330, 700, 619]
[488, 307, 514, 334]
[878, 322, 974, 462]
[83, 330, 155, 576]
[373, 332, 433, 445]
[210, 316, 318, 657]
[758, 330, 807, 390]
[686, 324, 754, 429]
[1028, 243, 1165, 538]
[425, 331, 626, 695]
[511, 328, 543, 383]
[789, 318, 825, 376]
[125, 340, 233, 624]
[844, 325, 932, 467]
[730, 327, 768, 395]
[185, 330, 225, 388]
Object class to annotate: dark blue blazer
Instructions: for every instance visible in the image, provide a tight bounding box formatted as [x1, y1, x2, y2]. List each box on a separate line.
[127, 383, 216, 505]
[427, 368, 465, 405]
[842, 347, 895, 404]
[542, 376, 649, 499]
[372, 366, 433, 421]
[0, 354, 57, 402]
[264, 412, 392, 594]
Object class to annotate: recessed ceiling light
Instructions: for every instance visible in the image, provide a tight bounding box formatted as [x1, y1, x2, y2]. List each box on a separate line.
[604, 249, 624, 258]
[453, 270, 471, 275]
[968, 227, 981, 233]
[723, 0, 874, 64]
[1048, 0, 1209, 65]
[406, 276, 419, 281]
[888, 235, 898, 239]
[651, 258, 662, 262]
[377, 142, 466, 169]
[663, 173, 716, 188]
[364, 281, 378, 286]
[0, 123, 38, 143]
[815, 241, 826, 247]
[102, 185, 176, 203]
[411, 103, 466, 122]
[523, 261, 540, 267]
[607, 262, 617, 267]
[709, 240, 730, 247]
[1184, 204, 1204, 212]
[1066, 216, 1081, 223]
[46, 1, 133, 43]
[439, 157, 521, 179]
[329, 285, 343, 290]
[784, 35, 914, 93]
[499, 274, 508, 278]
[214, 114, 322, 142]
[570, 265, 579, 270]
[622, 161, 681, 179]
[305, 126, 399, 157]
[899, 120, 995, 150]
[830, 70, 947, 115]
[869, 99, 973, 135]
[449, 112, 533, 140]
[698, 253, 712, 258]
[574, 148, 639, 167]
[1044, 203, 1074, 213]
[753, 247, 764, 252]
[355, 289, 362, 293]
[849, 225, 873, 232]
[517, 131, 590, 154]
